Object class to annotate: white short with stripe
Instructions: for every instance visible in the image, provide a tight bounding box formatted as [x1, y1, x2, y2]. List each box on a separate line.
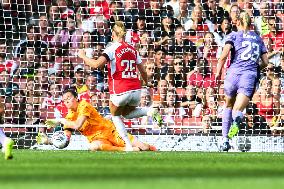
[110, 89, 142, 107]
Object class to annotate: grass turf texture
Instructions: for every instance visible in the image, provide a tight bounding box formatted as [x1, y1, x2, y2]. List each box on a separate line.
[1, 150, 284, 189]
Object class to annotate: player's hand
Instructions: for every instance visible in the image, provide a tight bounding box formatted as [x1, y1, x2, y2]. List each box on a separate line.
[45, 119, 60, 129]
[78, 49, 86, 59]
[215, 72, 221, 86]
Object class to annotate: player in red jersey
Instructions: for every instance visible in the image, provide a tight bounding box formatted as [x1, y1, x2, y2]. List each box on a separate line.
[78, 21, 162, 151]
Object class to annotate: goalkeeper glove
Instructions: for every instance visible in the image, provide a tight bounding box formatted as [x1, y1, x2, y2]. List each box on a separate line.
[45, 118, 67, 129]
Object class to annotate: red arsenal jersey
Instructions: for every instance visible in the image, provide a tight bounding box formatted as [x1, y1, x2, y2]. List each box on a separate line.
[103, 42, 142, 94]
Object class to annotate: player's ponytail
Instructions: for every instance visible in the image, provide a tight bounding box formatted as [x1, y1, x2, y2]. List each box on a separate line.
[238, 11, 251, 29]
[112, 21, 126, 38]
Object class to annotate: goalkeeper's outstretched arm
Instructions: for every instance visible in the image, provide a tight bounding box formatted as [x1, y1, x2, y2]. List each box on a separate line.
[61, 116, 87, 130]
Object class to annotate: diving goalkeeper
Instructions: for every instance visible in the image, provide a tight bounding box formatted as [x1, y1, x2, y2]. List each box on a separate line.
[45, 87, 156, 151]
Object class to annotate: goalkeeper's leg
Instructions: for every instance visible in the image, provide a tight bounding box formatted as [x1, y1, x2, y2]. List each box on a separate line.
[0, 128, 14, 160]
[89, 140, 139, 151]
[131, 136, 157, 151]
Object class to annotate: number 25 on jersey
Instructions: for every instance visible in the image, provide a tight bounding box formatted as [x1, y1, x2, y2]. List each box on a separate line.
[121, 60, 138, 79]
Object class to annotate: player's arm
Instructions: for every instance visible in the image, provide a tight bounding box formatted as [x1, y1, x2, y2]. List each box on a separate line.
[78, 49, 107, 69]
[137, 63, 147, 85]
[259, 52, 268, 71]
[61, 116, 87, 130]
[216, 43, 232, 78]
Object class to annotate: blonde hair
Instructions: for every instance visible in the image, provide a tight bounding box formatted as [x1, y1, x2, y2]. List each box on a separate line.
[112, 21, 126, 38]
[238, 10, 251, 29]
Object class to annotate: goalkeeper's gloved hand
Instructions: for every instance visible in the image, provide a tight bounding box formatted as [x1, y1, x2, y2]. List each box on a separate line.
[45, 118, 67, 129]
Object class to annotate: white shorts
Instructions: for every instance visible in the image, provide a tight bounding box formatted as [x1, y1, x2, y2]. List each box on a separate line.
[110, 90, 142, 107]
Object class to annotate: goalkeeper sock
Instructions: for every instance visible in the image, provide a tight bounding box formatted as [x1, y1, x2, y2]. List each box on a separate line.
[222, 108, 232, 138]
[0, 128, 6, 145]
[100, 144, 125, 151]
[123, 107, 149, 119]
[111, 116, 133, 149]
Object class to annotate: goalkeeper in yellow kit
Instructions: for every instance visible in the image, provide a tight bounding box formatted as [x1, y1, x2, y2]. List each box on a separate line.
[45, 87, 156, 151]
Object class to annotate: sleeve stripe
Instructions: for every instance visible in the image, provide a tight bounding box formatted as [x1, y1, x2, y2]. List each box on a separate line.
[102, 53, 110, 62]
[261, 51, 267, 56]
[225, 41, 234, 46]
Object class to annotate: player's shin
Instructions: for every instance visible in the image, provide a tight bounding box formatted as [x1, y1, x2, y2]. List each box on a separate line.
[111, 116, 133, 151]
[222, 108, 232, 140]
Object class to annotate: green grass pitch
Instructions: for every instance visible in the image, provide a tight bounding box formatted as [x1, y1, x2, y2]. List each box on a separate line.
[1, 150, 284, 189]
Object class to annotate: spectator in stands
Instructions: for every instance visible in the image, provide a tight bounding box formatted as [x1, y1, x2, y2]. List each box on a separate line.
[41, 48, 59, 72]
[153, 79, 169, 107]
[25, 78, 42, 106]
[38, 14, 53, 43]
[203, 0, 229, 26]
[41, 83, 63, 110]
[13, 25, 48, 58]
[154, 11, 176, 48]
[184, 45, 198, 72]
[253, 77, 280, 127]
[25, 103, 41, 132]
[204, 95, 218, 120]
[93, 16, 112, 46]
[0, 70, 19, 97]
[109, 0, 132, 29]
[201, 114, 213, 134]
[51, 15, 82, 53]
[34, 66, 49, 93]
[58, 59, 74, 79]
[273, 0, 284, 15]
[56, 0, 74, 20]
[14, 47, 37, 78]
[138, 32, 153, 58]
[240, 102, 270, 135]
[168, 26, 195, 57]
[97, 90, 111, 118]
[72, 65, 87, 94]
[254, 1, 271, 36]
[163, 0, 180, 18]
[272, 77, 282, 101]
[12, 90, 26, 124]
[263, 62, 278, 80]
[125, 15, 148, 48]
[163, 88, 186, 125]
[168, 56, 187, 88]
[180, 84, 203, 118]
[176, 0, 191, 25]
[138, 88, 159, 128]
[79, 74, 100, 102]
[145, 0, 162, 31]
[184, 5, 214, 37]
[187, 58, 216, 88]
[229, 4, 240, 32]
[77, 31, 96, 58]
[219, 0, 231, 13]
[263, 16, 284, 54]
[237, 0, 255, 17]
[75, 6, 92, 33]
[3, 97, 13, 124]
[214, 17, 232, 48]
[47, 3, 61, 36]
[144, 60, 158, 87]
[153, 47, 169, 80]
[0, 40, 17, 76]
[198, 32, 221, 59]
[0, 0, 12, 39]
[124, 0, 139, 24]
[263, 37, 281, 67]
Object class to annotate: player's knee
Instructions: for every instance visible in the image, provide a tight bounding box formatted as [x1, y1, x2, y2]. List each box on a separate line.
[89, 141, 101, 151]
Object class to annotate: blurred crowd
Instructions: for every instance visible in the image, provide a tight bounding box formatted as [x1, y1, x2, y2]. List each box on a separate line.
[0, 0, 284, 135]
